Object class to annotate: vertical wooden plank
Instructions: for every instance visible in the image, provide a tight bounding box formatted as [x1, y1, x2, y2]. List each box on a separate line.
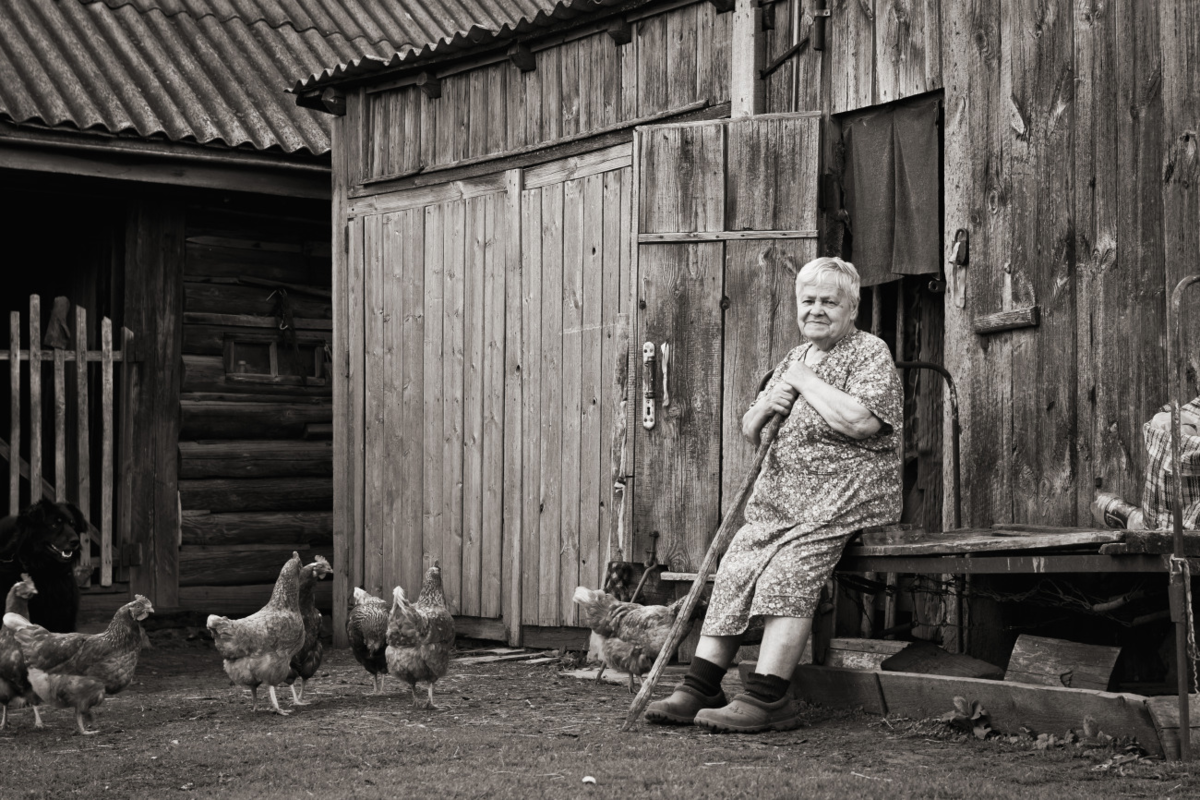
[524, 55, 544, 147]
[635, 243, 725, 572]
[507, 64, 528, 151]
[487, 65, 507, 155]
[100, 319, 112, 586]
[598, 26, 620, 128]
[539, 183, 564, 625]
[941, 0, 1010, 531]
[520, 186, 543, 626]
[381, 211, 404, 596]
[503, 168, 525, 643]
[541, 47, 563, 143]
[29, 295, 41, 506]
[423, 203, 446, 599]
[560, 178, 585, 622]
[579, 173, 605, 596]
[1007, 0, 1076, 526]
[455, 75, 470, 163]
[482, 193, 505, 618]
[731, 0, 765, 116]
[877, 0, 936, 103]
[625, 138, 640, 560]
[462, 196, 486, 617]
[9, 311, 19, 515]
[620, 20, 640, 122]
[54, 343, 65, 504]
[443, 199, 466, 614]
[830, 0, 875, 114]
[331, 117, 355, 645]
[369, 93, 388, 179]
[794, 0, 822, 111]
[362, 213, 387, 596]
[577, 35, 595, 135]
[1074, 1, 1122, 521]
[399, 207, 426, 602]
[601, 170, 624, 565]
[640, 125, 725, 234]
[762, 0, 794, 113]
[75, 306, 90, 574]
[401, 88, 422, 175]
[420, 88, 438, 170]
[667, 4, 699, 108]
[468, 68, 488, 159]
[116, 327, 134, 585]
[638, 13, 668, 116]
[436, 76, 458, 166]
[561, 38, 581, 139]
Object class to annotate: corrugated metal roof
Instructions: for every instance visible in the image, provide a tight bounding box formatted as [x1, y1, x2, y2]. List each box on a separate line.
[290, 0, 627, 96]
[0, 0, 403, 156]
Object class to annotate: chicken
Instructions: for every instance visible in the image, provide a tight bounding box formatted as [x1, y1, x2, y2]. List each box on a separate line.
[284, 555, 332, 705]
[347, 587, 389, 694]
[385, 564, 455, 708]
[0, 574, 42, 729]
[3, 594, 154, 734]
[207, 552, 304, 716]
[573, 587, 704, 693]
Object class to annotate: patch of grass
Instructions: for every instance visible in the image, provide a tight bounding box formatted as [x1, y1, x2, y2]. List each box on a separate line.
[1, 637, 1196, 799]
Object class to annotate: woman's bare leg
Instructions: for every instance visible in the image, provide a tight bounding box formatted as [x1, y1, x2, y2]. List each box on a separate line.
[693, 634, 743, 670]
[753, 616, 812, 679]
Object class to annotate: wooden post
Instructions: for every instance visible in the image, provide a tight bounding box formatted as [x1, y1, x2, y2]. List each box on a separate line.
[503, 167, 524, 646]
[124, 201, 184, 609]
[116, 327, 134, 584]
[75, 306, 90, 578]
[9, 311, 19, 515]
[730, 0, 765, 117]
[29, 295, 41, 510]
[101, 319, 113, 586]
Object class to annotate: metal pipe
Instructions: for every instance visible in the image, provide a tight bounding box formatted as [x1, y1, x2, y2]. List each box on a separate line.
[1167, 275, 1200, 761]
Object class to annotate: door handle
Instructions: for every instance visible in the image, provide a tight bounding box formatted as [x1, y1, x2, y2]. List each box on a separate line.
[642, 342, 656, 429]
[659, 343, 670, 408]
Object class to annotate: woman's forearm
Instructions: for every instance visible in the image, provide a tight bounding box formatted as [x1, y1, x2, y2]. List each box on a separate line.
[741, 396, 775, 445]
[789, 372, 882, 439]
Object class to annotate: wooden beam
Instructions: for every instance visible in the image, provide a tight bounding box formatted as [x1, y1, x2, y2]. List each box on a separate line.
[973, 306, 1041, 335]
[416, 72, 442, 99]
[638, 229, 818, 242]
[730, 0, 765, 117]
[837, 553, 1191, 574]
[606, 19, 633, 45]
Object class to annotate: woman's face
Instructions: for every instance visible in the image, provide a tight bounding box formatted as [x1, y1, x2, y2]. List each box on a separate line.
[797, 277, 856, 349]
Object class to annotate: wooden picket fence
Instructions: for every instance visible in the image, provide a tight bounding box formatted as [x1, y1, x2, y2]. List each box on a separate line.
[1, 295, 134, 586]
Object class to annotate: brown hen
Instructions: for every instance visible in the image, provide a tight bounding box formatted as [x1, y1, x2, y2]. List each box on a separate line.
[385, 564, 455, 708]
[207, 552, 304, 716]
[0, 574, 41, 729]
[3, 594, 154, 734]
[285, 555, 332, 705]
[573, 587, 703, 693]
[347, 587, 389, 694]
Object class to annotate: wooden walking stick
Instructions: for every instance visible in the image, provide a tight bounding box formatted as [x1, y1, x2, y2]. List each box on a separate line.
[622, 414, 783, 731]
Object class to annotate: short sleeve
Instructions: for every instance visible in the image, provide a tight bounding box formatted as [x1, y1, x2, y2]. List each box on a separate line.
[843, 334, 903, 437]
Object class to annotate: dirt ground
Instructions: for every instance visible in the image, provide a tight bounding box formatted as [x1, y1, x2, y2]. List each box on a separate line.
[2, 630, 1197, 800]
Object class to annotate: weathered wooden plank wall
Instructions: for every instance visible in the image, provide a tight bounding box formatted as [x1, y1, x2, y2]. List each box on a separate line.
[361, 2, 731, 183]
[177, 202, 333, 615]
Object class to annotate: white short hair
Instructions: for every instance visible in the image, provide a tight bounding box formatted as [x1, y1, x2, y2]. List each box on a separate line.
[796, 257, 861, 314]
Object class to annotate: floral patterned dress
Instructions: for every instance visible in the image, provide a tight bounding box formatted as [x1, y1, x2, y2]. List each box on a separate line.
[701, 328, 904, 636]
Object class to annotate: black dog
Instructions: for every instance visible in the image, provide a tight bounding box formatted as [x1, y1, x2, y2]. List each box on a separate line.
[0, 499, 87, 632]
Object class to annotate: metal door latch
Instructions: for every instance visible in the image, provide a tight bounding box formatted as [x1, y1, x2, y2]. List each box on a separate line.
[642, 342, 657, 429]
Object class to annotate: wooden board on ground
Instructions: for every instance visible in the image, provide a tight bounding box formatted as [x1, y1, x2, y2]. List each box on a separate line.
[876, 671, 1162, 758]
[765, 663, 886, 715]
[881, 640, 1005, 680]
[844, 529, 1124, 557]
[454, 650, 544, 666]
[563, 664, 687, 687]
[1145, 694, 1200, 761]
[1004, 634, 1122, 691]
[824, 638, 909, 670]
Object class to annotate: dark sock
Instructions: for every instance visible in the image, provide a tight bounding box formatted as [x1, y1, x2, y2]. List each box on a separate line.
[744, 672, 791, 704]
[682, 656, 727, 697]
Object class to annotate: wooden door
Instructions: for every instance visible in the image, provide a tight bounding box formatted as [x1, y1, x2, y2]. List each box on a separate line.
[632, 114, 821, 573]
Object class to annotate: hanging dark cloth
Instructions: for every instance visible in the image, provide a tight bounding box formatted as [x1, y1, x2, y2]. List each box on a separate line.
[841, 95, 941, 286]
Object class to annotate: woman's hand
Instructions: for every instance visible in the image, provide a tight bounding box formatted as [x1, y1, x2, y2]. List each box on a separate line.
[763, 380, 799, 417]
[742, 381, 797, 445]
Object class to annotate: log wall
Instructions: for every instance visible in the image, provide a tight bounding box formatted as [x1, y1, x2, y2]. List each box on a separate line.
[178, 203, 334, 614]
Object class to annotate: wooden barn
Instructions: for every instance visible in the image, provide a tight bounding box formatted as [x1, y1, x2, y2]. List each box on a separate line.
[296, 0, 1200, 685]
[0, 0, 412, 621]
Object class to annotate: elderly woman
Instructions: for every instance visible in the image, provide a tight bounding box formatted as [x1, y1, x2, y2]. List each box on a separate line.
[646, 256, 903, 734]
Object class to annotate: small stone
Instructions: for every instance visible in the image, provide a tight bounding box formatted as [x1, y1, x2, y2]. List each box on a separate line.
[582, 776, 596, 785]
